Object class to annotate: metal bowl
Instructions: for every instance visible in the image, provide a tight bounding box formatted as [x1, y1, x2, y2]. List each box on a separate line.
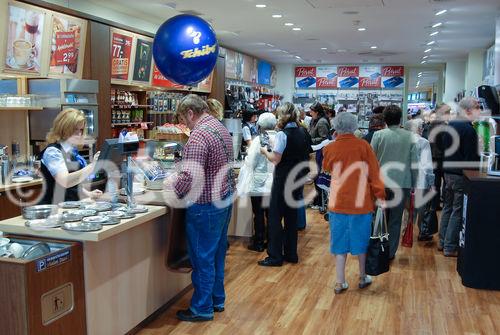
[22, 205, 59, 220]
[21, 242, 51, 260]
[69, 209, 98, 217]
[82, 216, 110, 224]
[62, 221, 102, 232]
[61, 212, 84, 222]
[100, 211, 127, 219]
[59, 201, 84, 209]
[81, 202, 112, 212]
[126, 205, 149, 214]
[25, 219, 62, 229]
[99, 217, 120, 225]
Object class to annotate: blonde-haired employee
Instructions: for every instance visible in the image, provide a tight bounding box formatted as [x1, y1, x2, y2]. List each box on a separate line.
[38, 108, 101, 204]
[206, 98, 224, 121]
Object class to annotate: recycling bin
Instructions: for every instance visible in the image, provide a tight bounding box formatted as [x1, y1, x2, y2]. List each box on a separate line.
[0, 235, 86, 335]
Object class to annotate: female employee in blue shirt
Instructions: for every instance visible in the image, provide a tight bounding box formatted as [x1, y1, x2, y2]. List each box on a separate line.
[38, 108, 101, 204]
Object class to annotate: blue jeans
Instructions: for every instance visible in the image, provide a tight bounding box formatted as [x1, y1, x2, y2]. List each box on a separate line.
[186, 202, 233, 317]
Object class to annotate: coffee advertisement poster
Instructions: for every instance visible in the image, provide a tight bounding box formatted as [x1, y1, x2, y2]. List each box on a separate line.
[4, 3, 46, 74]
[111, 30, 133, 81]
[132, 38, 153, 82]
[48, 13, 86, 77]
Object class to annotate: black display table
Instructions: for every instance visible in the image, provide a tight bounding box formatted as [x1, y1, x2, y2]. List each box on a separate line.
[457, 170, 500, 290]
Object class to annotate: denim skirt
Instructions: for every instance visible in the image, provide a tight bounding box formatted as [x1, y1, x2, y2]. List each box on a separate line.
[329, 212, 372, 255]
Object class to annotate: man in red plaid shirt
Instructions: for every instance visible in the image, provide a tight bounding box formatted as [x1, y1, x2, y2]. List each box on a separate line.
[167, 94, 234, 322]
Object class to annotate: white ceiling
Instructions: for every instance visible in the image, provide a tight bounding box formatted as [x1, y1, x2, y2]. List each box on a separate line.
[89, 0, 500, 66]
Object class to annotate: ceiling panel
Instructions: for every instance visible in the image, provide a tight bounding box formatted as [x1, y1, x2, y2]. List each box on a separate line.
[89, 0, 499, 65]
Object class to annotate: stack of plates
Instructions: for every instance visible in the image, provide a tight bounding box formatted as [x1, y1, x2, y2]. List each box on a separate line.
[59, 201, 84, 209]
[25, 214, 64, 229]
[120, 205, 149, 214]
[62, 221, 102, 232]
[82, 215, 120, 226]
[81, 202, 113, 212]
[68, 209, 98, 217]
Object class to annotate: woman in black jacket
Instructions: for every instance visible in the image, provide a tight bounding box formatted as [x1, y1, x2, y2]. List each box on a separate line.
[308, 102, 330, 145]
[308, 102, 330, 208]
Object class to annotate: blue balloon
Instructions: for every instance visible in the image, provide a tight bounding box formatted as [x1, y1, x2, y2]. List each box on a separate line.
[153, 15, 219, 86]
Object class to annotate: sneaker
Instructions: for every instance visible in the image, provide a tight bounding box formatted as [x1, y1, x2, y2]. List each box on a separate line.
[213, 306, 224, 313]
[437, 244, 444, 252]
[176, 309, 213, 322]
[334, 282, 349, 294]
[358, 275, 372, 289]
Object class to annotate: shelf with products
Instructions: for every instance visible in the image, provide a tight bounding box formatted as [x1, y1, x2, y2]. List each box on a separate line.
[225, 80, 281, 114]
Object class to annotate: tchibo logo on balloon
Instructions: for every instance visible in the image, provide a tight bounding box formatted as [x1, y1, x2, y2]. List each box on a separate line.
[180, 44, 217, 59]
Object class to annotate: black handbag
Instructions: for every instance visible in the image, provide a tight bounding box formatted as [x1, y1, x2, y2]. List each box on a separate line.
[366, 207, 390, 276]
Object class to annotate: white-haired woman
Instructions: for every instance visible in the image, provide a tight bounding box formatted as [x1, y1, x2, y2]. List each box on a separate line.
[237, 113, 277, 252]
[322, 112, 386, 294]
[405, 119, 435, 241]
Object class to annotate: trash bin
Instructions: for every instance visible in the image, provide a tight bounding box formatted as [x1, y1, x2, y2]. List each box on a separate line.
[0, 235, 86, 335]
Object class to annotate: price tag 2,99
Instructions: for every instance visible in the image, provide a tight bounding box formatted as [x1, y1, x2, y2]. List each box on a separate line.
[54, 31, 76, 65]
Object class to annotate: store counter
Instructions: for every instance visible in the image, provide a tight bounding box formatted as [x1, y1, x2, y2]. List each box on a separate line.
[0, 180, 44, 220]
[458, 170, 500, 290]
[0, 201, 191, 335]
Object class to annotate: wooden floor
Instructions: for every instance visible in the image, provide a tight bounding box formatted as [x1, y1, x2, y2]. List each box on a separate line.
[137, 209, 500, 335]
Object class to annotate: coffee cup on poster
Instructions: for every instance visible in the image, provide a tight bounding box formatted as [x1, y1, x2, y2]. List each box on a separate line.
[13, 39, 33, 67]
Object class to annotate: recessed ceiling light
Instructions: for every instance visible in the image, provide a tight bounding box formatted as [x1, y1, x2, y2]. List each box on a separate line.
[272, 14, 282, 18]
[424, 48, 432, 53]
[421, 60, 427, 64]
[284, 22, 294, 26]
[430, 31, 439, 36]
[435, 9, 447, 16]
[422, 55, 429, 59]
[370, 46, 377, 49]
[295, 56, 301, 59]
[337, 49, 347, 52]
[432, 22, 442, 28]
[256, 4, 266, 8]
[426, 41, 435, 46]
[266, 43, 275, 47]
[292, 27, 302, 31]
[321, 47, 327, 50]
[357, 27, 366, 31]
[418, 74, 422, 78]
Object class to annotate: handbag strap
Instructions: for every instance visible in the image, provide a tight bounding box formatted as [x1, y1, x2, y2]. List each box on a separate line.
[372, 207, 388, 237]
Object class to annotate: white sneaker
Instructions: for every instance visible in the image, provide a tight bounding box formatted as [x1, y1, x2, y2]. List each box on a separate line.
[334, 282, 349, 294]
[359, 275, 372, 289]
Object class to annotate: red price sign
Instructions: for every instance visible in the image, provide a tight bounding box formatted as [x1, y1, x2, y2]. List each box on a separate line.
[54, 31, 76, 65]
[111, 31, 133, 80]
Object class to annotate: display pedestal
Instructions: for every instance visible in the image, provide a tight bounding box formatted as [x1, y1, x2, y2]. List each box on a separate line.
[458, 170, 500, 290]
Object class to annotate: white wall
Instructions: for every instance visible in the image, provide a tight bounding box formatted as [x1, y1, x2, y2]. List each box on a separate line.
[443, 60, 466, 104]
[465, 49, 484, 94]
[274, 63, 295, 103]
